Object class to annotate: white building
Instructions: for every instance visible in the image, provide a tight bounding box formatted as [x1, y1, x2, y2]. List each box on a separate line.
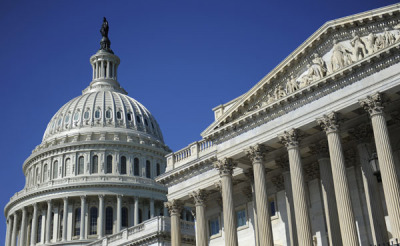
[4, 22, 195, 246]
[5, 3, 400, 246]
[156, 3, 400, 246]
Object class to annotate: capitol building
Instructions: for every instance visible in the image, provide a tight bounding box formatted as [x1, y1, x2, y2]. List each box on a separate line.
[5, 3, 400, 246]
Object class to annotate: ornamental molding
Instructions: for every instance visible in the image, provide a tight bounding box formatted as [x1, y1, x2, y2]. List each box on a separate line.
[202, 5, 400, 143]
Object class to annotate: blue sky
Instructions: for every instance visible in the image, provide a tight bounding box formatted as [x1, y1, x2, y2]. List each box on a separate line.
[0, 0, 397, 242]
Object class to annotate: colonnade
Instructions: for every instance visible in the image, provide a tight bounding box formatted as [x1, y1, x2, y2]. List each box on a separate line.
[5, 195, 168, 246]
[166, 93, 400, 246]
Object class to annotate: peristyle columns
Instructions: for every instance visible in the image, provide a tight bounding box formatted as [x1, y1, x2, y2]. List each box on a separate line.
[11, 212, 18, 246]
[31, 203, 38, 246]
[214, 158, 239, 246]
[360, 93, 400, 239]
[80, 196, 86, 240]
[45, 200, 52, 243]
[62, 198, 68, 241]
[20, 208, 27, 246]
[98, 195, 104, 238]
[165, 199, 183, 246]
[278, 129, 313, 246]
[317, 112, 359, 246]
[246, 145, 274, 246]
[117, 195, 122, 232]
[190, 189, 208, 246]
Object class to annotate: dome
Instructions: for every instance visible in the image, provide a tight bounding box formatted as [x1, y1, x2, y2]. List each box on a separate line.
[42, 91, 164, 143]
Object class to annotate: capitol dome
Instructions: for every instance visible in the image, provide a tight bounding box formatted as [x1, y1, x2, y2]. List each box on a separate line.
[5, 19, 171, 246]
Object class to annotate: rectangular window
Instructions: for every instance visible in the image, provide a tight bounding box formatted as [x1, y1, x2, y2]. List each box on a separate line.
[269, 197, 276, 217]
[236, 209, 247, 228]
[209, 217, 220, 236]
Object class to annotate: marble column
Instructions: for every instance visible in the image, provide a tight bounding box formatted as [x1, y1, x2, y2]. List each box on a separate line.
[80, 196, 86, 240]
[165, 200, 183, 246]
[98, 195, 104, 238]
[244, 170, 259, 246]
[276, 157, 298, 246]
[31, 203, 38, 246]
[190, 190, 208, 246]
[117, 195, 122, 232]
[20, 208, 27, 246]
[5, 217, 11, 246]
[317, 112, 359, 246]
[11, 213, 18, 246]
[360, 93, 400, 239]
[62, 198, 68, 242]
[214, 158, 239, 246]
[278, 129, 313, 246]
[45, 200, 52, 243]
[310, 141, 342, 246]
[246, 145, 274, 246]
[150, 199, 155, 218]
[134, 197, 139, 226]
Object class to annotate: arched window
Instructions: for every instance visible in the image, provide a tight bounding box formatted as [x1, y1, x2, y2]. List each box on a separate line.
[106, 155, 113, 174]
[116, 111, 122, 119]
[89, 207, 98, 235]
[134, 158, 140, 176]
[58, 210, 63, 240]
[43, 164, 48, 182]
[120, 156, 127, 174]
[74, 208, 81, 236]
[105, 207, 113, 235]
[92, 155, 98, 174]
[146, 160, 151, 178]
[65, 158, 71, 176]
[84, 110, 90, 120]
[95, 109, 101, 119]
[136, 116, 141, 123]
[127, 113, 132, 121]
[78, 156, 84, 175]
[106, 109, 112, 119]
[156, 163, 161, 176]
[121, 207, 128, 228]
[53, 161, 58, 179]
[37, 215, 42, 243]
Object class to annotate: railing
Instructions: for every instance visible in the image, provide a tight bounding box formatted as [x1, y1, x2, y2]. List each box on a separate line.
[9, 175, 165, 203]
[87, 216, 194, 246]
[166, 139, 215, 171]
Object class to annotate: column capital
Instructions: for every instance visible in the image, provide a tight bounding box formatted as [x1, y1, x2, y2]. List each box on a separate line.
[310, 140, 329, 159]
[271, 174, 284, 190]
[245, 144, 265, 163]
[80, 195, 86, 201]
[359, 92, 385, 117]
[190, 189, 208, 206]
[117, 194, 123, 199]
[348, 123, 373, 144]
[278, 128, 300, 149]
[164, 200, 183, 216]
[317, 112, 341, 134]
[98, 194, 105, 200]
[214, 158, 236, 177]
[46, 199, 52, 205]
[62, 197, 68, 202]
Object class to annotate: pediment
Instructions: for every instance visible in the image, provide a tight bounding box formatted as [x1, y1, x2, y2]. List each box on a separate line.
[201, 3, 400, 140]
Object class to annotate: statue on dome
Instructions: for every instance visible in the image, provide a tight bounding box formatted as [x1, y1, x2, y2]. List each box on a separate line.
[99, 17, 113, 53]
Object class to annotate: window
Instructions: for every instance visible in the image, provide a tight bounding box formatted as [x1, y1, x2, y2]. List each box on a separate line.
[209, 217, 220, 236]
[92, 155, 98, 174]
[144, 119, 148, 126]
[134, 158, 140, 176]
[53, 161, 58, 179]
[116, 111, 122, 120]
[95, 110, 101, 119]
[74, 208, 81, 236]
[127, 113, 132, 121]
[270, 198, 276, 217]
[89, 207, 98, 235]
[236, 209, 247, 228]
[78, 156, 84, 175]
[84, 110, 90, 120]
[43, 164, 48, 182]
[156, 163, 161, 176]
[105, 207, 113, 235]
[120, 156, 127, 174]
[73, 112, 80, 121]
[65, 158, 71, 176]
[65, 113, 70, 123]
[106, 109, 112, 119]
[57, 117, 62, 126]
[37, 215, 42, 243]
[121, 207, 128, 228]
[106, 155, 113, 174]
[146, 160, 151, 178]
[58, 210, 63, 240]
[136, 116, 141, 123]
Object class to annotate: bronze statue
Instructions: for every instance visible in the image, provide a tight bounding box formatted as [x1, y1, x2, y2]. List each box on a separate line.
[100, 17, 109, 39]
[99, 17, 113, 53]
